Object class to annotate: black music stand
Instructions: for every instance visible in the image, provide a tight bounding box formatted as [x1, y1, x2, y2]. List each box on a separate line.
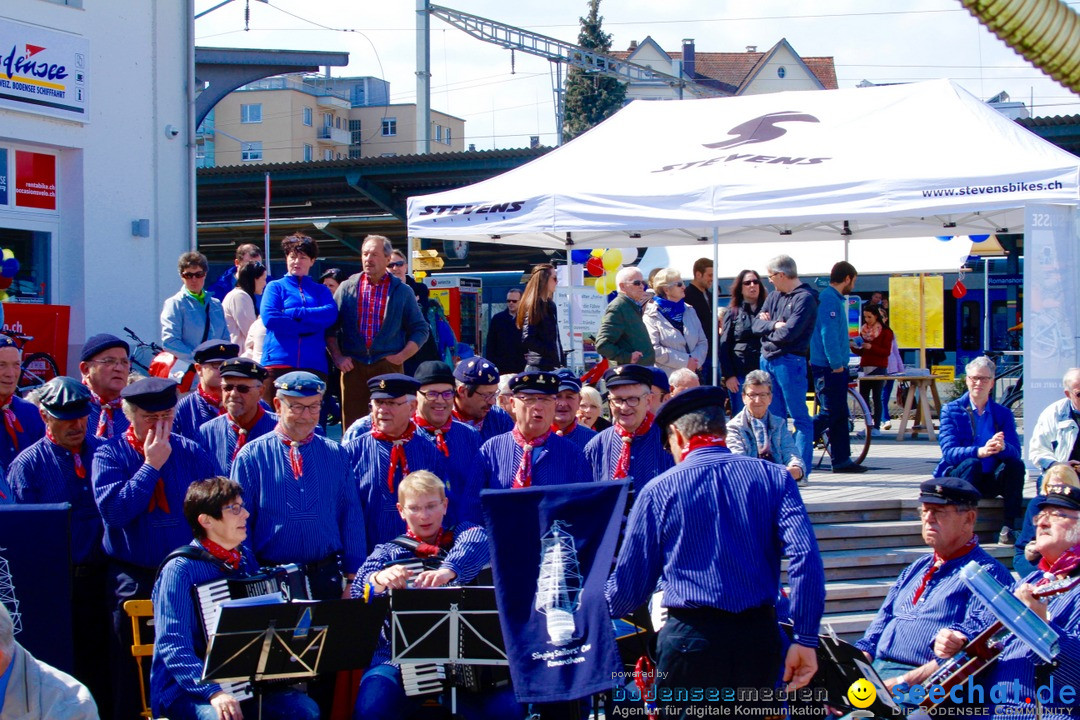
[390, 587, 507, 716]
[202, 598, 388, 712]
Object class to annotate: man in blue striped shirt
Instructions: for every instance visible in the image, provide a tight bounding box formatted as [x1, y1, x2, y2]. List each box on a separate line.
[151, 475, 318, 720]
[231, 371, 365, 599]
[0, 335, 44, 469]
[452, 356, 514, 443]
[172, 340, 238, 441]
[80, 333, 131, 440]
[584, 364, 673, 498]
[199, 358, 277, 475]
[854, 478, 1011, 689]
[551, 368, 597, 450]
[606, 386, 825, 716]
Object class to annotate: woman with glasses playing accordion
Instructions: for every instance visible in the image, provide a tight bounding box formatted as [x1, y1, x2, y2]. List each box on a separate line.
[151, 477, 318, 720]
[350, 470, 523, 720]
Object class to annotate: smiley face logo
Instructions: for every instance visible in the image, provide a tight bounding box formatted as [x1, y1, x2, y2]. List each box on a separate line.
[847, 678, 876, 709]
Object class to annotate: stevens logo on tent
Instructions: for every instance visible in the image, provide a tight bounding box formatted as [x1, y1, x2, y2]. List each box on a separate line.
[417, 201, 526, 217]
[652, 110, 831, 174]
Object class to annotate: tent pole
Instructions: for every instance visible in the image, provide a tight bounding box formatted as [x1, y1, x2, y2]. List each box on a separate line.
[564, 255, 574, 371]
[711, 228, 719, 386]
[919, 273, 927, 369]
[983, 259, 990, 354]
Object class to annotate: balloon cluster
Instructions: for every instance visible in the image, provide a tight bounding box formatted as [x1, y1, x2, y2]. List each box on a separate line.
[569, 247, 638, 295]
[0, 249, 20, 302]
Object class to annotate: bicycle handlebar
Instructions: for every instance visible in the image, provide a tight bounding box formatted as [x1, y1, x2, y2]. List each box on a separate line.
[123, 327, 163, 353]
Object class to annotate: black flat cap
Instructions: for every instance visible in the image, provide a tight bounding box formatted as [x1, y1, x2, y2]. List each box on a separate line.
[414, 361, 455, 387]
[219, 358, 268, 382]
[81, 334, 129, 362]
[121, 377, 179, 411]
[369, 373, 420, 399]
[509, 370, 559, 395]
[193, 340, 240, 364]
[603, 364, 653, 389]
[655, 386, 727, 438]
[650, 366, 671, 394]
[1038, 484, 1080, 512]
[919, 478, 982, 505]
[38, 377, 92, 420]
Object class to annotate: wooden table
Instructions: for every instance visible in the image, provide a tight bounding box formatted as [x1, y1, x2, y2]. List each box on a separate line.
[858, 374, 942, 442]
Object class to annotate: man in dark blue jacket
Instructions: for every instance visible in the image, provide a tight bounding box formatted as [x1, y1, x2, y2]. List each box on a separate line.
[752, 255, 818, 472]
[934, 355, 1025, 540]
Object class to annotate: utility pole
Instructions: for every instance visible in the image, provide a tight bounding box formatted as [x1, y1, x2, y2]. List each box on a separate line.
[416, 0, 432, 155]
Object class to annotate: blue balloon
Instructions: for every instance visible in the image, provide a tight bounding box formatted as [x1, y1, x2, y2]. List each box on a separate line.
[570, 249, 591, 264]
[1, 258, 19, 278]
[969, 234, 989, 242]
[936, 236, 954, 242]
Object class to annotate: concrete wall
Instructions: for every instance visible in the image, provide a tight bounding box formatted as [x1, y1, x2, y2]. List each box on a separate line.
[0, 0, 193, 368]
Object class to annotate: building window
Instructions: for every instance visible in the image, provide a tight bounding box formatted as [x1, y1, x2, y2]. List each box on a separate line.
[382, 118, 397, 136]
[241, 104, 262, 123]
[324, 112, 334, 128]
[349, 148, 362, 159]
[435, 124, 443, 143]
[303, 107, 313, 126]
[336, 117, 342, 129]
[349, 119, 362, 147]
[445, 127, 452, 145]
[304, 144, 313, 162]
[241, 141, 263, 161]
[324, 149, 333, 161]
[777, 66, 786, 79]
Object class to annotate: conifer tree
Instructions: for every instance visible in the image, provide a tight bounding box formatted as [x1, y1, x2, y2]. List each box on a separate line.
[561, 0, 627, 142]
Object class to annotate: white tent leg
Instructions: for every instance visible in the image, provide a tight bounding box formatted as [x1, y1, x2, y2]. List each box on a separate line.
[712, 228, 719, 387]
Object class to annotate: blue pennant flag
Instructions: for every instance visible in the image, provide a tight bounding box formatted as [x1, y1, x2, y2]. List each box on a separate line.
[481, 481, 628, 703]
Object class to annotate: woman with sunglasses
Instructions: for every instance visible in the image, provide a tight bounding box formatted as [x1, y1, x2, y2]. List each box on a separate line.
[223, 261, 267, 350]
[719, 269, 768, 413]
[643, 268, 708, 377]
[161, 251, 229, 362]
[517, 263, 563, 371]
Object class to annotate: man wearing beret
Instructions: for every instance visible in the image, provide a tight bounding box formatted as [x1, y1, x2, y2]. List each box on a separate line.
[0, 335, 44, 469]
[406, 361, 480, 502]
[344, 373, 450, 553]
[854, 478, 1011, 690]
[230, 371, 365, 599]
[464, 370, 592, 523]
[551, 368, 596, 450]
[451, 356, 514, 443]
[8, 377, 111, 712]
[584, 365, 673, 498]
[91, 376, 218, 720]
[199, 358, 277, 475]
[172, 340, 240, 441]
[79, 333, 132, 440]
[934, 485, 1080, 717]
[606, 387, 825, 717]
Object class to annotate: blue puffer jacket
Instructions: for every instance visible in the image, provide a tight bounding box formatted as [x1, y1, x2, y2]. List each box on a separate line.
[933, 391, 1021, 477]
[260, 274, 338, 371]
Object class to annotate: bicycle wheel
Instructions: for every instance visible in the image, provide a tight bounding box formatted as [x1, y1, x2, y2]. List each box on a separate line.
[847, 387, 872, 465]
[19, 351, 60, 395]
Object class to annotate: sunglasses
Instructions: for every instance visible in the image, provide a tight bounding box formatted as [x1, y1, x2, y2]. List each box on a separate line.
[628, 279, 645, 287]
[222, 383, 258, 394]
[742, 279, 761, 286]
[181, 271, 206, 280]
[388, 260, 406, 269]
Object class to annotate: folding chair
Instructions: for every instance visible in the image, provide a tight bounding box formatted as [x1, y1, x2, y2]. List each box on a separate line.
[123, 599, 155, 720]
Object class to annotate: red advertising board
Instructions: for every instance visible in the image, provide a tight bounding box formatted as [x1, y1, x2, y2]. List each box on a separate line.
[14, 151, 56, 210]
[3, 303, 70, 374]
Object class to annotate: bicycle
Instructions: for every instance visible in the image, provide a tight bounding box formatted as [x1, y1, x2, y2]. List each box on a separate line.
[1, 329, 61, 396]
[123, 327, 164, 376]
[986, 351, 1023, 419]
[810, 371, 873, 467]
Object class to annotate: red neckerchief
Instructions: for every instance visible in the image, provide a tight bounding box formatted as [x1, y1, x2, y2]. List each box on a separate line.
[229, 406, 266, 461]
[613, 413, 655, 479]
[511, 427, 550, 488]
[552, 420, 578, 437]
[406, 526, 454, 558]
[1036, 543, 1080, 584]
[371, 421, 417, 494]
[85, 383, 122, 438]
[125, 426, 170, 514]
[679, 433, 727, 461]
[275, 426, 315, 480]
[0, 394, 23, 453]
[912, 535, 978, 605]
[452, 407, 482, 430]
[413, 412, 451, 457]
[46, 427, 86, 479]
[358, 272, 391, 349]
[197, 384, 225, 415]
[200, 538, 242, 570]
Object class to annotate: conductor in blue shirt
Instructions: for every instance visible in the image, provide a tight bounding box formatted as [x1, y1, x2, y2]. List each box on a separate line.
[606, 386, 825, 716]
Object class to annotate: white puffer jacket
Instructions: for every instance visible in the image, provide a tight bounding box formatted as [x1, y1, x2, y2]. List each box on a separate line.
[643, 301, 708, 376]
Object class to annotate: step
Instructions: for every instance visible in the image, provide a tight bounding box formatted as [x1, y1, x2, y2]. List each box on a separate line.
[805, 499, 905, 524]
[822, 578, 894, 614]
[812, 518, 1009, 552]
[819, 611, 877, 642]
[783, 543, 1015, 582]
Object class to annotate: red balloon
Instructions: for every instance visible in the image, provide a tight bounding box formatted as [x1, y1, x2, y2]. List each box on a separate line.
[951, 280, 967, 299]
[586, 257, 604, 277]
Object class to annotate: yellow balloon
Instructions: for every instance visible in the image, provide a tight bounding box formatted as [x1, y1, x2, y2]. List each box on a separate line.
[595, 276, 609, 295]
[602, 249, 621, 272]
[1, 250, 12, 261]
[590, 248, 605, 258]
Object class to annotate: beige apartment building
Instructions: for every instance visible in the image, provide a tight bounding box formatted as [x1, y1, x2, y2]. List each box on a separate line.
[200, 74, 465, 167]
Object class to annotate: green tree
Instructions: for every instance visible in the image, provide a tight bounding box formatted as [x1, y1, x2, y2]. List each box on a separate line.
[561, 0, 627, 142]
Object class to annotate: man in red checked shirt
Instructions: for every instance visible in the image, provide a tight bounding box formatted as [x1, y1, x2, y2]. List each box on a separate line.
[327, 235, 429, 429]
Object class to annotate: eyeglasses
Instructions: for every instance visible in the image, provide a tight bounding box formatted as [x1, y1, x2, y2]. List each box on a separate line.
[388, 260, 406, 269]
[609, 392, 650, 408]
[1034, 509, 1079, 524]
[223, 502, 246, 516]
[742, 279, 761, 287]
[766, 272, 781, 280]
[402, 500, 443, 515]
[181, 271, 206, 280]
[222, 383, 259, 394]
[281, 400, 321, 416]
[744, 391, 771, 400]
[372, 398, 410, 409]
[513, 394, 555, 406]
[506, 298, 519, 304]
[140, 412, 173, 424]
[627, 280, 645, 287]
[90, 357, 131, 368]
[420, 389, 455, 401]
[967, 375, 994, 384]
[470, 389, 498, 403]
[668, 281, 684, 288]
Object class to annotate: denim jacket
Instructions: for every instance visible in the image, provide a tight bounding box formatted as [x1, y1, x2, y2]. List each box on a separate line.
[160, 287, 228, 361]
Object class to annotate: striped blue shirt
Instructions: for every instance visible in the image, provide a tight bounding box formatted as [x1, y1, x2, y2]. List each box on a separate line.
[231, 432, 366, 571]
[172, 391, 222, 442]
[461, 431, 592, 524]
[341, 414, 372, 445]
[150, 540, 260, 713]
[0, 473, 11, 505]
[0, 395, 45, 469]
[454, 405, 514, 444]
[199, 410, 279, 476]
[350, 522, 490, 666]
[606, 446, 826, 647]
[854, 542, 1011, 666]
[554, 422, 597, 451]
[92, 434, 218, 568]
[8, 435, 105, 564]
[344, 431, 450, 553]
[584, 422, 674, 497]
[87, 399, 130, 440]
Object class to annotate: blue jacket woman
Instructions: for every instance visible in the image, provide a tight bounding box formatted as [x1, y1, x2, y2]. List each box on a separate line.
[161, 252, 229, 361]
